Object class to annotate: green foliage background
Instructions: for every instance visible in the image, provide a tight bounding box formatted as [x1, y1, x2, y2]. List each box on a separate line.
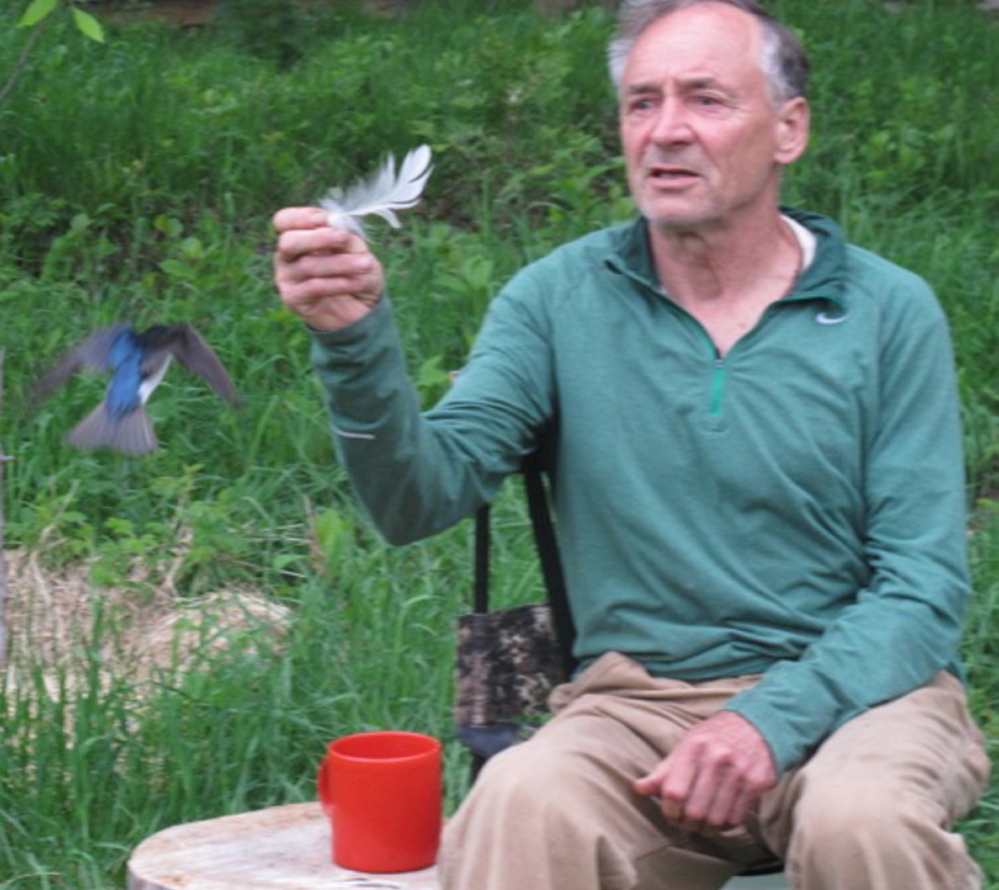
[0, 0, 996, 886]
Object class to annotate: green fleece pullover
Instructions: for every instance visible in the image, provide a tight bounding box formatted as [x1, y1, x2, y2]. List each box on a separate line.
[310, 209, 970, 774]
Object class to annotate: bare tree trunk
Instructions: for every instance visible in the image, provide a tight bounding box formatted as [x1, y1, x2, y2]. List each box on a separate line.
[0, 349, 7, 672]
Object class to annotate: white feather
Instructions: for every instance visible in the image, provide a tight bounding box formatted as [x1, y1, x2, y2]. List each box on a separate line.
[320, 145, 433, 237]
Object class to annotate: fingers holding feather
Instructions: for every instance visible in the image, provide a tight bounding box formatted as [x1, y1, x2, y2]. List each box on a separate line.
[272, 209, 373, 289]
[273, 218, 385, 328]
[271, 206, 331, 235]
[275, 228, 383, 295]
[272, 208, 381, 260]
[274, 148, 430, 328]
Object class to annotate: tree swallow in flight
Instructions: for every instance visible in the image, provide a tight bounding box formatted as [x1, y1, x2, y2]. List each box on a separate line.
[33, 322, 241, 455]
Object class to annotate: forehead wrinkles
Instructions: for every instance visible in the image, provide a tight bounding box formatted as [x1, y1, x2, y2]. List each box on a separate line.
[621, 6, 767, 96]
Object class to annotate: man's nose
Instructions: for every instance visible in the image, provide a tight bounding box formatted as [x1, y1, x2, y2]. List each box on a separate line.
[650, 97, 694, 144]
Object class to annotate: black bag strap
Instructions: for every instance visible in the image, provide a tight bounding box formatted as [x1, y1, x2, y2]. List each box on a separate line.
[472, 460, 576, 674]
[473, 503, 491, 614]
[521, 460, 575, 676]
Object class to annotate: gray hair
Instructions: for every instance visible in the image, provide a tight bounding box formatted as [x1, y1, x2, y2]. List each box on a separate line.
[607, 0, 809, 105]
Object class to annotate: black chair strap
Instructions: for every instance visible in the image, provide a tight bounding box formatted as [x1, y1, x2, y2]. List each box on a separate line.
[522, 466, 575, 676]
[471, 465, 575, 669]
[473, 503, 491, 614]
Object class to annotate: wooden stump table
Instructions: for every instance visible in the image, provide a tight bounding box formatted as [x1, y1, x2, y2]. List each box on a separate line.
[127, 802, 441, 890]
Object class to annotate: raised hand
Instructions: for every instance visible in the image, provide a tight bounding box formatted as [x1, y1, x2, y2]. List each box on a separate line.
[272, 208, 386, 331]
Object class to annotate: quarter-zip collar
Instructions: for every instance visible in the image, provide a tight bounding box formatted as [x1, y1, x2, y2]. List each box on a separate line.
[604, 208, 851, 316]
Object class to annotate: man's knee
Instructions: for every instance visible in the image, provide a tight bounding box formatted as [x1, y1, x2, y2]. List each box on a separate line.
[441, 738, 642, 890]
[795, 781, 914, 843]
[788, 778, 965, 873]
[465, 730, 618, 817]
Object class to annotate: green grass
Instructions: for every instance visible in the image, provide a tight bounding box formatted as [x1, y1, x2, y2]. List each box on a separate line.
[0, 0, 997, 886]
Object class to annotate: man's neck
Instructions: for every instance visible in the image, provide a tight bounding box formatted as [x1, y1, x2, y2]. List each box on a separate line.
[648, 211, 803, 355]
[650, 211, 799, 303]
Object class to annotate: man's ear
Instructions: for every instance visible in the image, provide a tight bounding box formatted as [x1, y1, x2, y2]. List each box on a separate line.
[775, 96, 810, 164]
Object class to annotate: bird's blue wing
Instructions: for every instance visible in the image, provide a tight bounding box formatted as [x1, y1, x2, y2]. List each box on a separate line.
[31, 324, 131, 401]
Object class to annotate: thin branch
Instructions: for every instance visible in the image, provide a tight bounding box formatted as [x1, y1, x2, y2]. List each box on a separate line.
[0, 14, 52, 109]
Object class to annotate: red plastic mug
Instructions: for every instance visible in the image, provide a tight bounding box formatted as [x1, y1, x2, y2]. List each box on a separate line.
[317, 731, 442, 873]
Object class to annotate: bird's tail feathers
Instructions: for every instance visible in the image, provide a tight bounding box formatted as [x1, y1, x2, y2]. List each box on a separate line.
[67, 402, 158, 455]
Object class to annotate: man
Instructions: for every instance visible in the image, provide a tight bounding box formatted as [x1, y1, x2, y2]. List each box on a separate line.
[273, 1, 990, 887]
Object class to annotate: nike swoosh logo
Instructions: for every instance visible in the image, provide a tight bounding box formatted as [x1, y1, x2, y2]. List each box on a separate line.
[816, 310, 849, 325]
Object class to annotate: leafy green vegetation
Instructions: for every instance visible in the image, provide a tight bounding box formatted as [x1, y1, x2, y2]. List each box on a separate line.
[0, 0, 996, 886]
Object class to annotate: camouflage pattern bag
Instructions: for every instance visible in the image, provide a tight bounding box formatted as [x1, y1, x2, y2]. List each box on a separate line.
[456, 456, 573, 764]
[455, 604, 568, 731]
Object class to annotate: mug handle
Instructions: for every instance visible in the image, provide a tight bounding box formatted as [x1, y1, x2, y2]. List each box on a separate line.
[317, 756, 334, 817]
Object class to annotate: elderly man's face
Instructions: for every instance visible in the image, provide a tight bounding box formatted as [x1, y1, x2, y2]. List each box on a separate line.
[619, 2, 808, 235]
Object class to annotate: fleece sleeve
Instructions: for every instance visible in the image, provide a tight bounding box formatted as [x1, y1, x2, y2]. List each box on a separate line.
[308, 287, 555, 544]
[722, 277, 971, 774]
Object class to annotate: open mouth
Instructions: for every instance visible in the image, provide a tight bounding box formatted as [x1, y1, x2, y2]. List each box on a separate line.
[650, 165, 698, 180]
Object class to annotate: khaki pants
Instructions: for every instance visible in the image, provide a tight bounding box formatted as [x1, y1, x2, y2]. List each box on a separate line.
[440, 652, 991, 890]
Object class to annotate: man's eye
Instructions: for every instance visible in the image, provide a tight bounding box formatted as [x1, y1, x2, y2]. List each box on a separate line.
[627, 97, 657, 114]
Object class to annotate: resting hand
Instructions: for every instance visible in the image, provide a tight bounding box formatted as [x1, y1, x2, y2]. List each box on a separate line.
[633, 711, 777, 833]
[272, 207, 385, 331]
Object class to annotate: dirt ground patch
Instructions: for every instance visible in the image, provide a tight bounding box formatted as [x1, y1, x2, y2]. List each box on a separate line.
[2, 547, 292, 700]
